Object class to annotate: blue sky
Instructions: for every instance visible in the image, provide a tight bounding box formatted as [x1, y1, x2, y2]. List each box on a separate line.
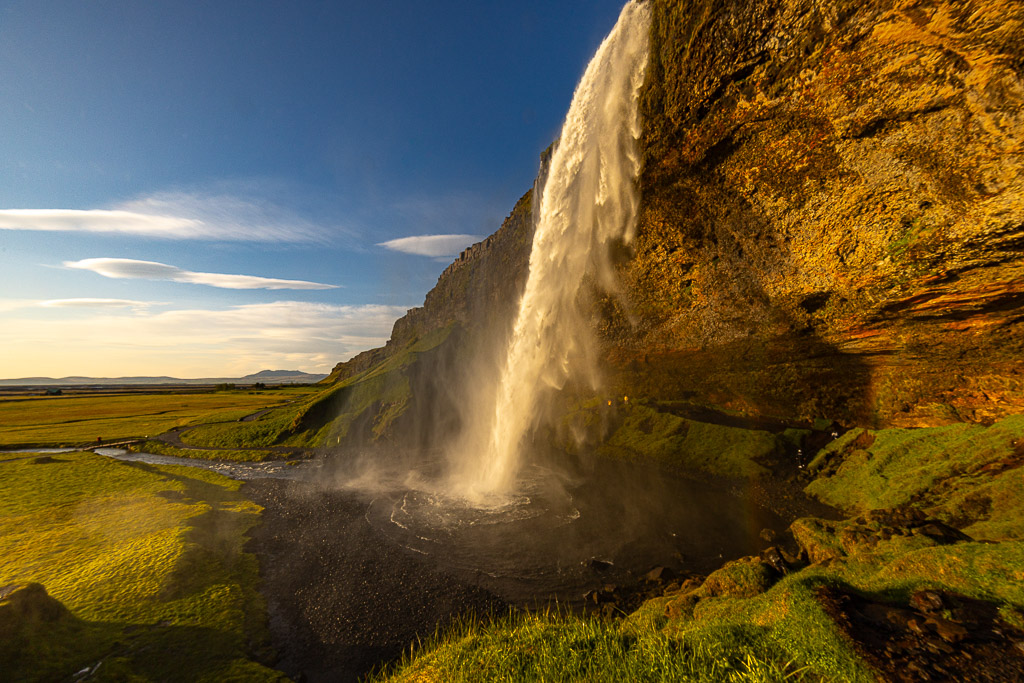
[0, 0, 628, 378]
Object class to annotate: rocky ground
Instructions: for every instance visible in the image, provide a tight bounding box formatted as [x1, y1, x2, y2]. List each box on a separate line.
[244, 479, 506, 683]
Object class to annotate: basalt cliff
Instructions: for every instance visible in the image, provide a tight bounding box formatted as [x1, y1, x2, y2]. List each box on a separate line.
[327, 0, 1023, 441]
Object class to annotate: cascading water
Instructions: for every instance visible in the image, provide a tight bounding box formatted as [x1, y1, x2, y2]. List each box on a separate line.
[448, 1, 651, 504]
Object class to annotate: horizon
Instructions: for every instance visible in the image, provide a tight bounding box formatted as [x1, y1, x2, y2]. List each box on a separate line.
[0, 0, 627, 378]
[0, 367, 327, 382]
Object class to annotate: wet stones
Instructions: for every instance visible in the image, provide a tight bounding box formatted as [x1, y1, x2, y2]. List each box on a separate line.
[790, 509, 975, 565]
[643, 565, 675, 583]
[818, 586, 1024, 682]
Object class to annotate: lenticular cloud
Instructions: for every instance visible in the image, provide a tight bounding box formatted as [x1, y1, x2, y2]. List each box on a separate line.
[64, 258, 338, 291]
[377, 234, 481, 257]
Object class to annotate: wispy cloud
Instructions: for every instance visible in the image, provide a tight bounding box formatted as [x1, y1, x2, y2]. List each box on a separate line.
[0, 301, 409, 378]
[0, 298, 156, 312]
[378, 234, 481, 257]
[39, 298, 154, 310]
[0, 191, 334, 242]
[64, 257, 338, 290]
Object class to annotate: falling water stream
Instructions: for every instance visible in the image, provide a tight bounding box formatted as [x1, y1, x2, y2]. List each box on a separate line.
[448, 0, 651, 503]
[328, 0, 797, 607]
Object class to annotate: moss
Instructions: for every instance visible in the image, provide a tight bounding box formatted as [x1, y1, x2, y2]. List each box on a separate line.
[804, 415, 1024, 539]
[598, 404, 776, 478]
[129, 440, 277, 463]
[0, 453, 281, 681]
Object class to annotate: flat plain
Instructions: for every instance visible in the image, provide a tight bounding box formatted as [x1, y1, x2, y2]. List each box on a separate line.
[0, 387, 316, 447]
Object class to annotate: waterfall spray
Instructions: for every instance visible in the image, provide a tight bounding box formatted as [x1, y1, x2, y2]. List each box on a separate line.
[449, 1, 650, 503]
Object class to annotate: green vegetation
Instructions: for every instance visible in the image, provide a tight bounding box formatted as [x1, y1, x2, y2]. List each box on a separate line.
[0, 452, 282, 681]
[182, 324, 455, 450]
[378, 411, 1024, 682]
[375, 608, 816, 683]
[805, 415, 1024, 540]
[129, 439, 278, 463]
[0, 388, 314, 447]
[579, 402, 777, 478]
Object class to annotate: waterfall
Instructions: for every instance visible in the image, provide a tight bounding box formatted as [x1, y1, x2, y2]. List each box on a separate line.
[448, 1, 651, 504]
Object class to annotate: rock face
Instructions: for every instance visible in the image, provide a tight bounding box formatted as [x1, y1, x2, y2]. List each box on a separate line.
[325, 190, 536, 386]
[327, 0, 1023, 437]
[610, 0, 1024, 427]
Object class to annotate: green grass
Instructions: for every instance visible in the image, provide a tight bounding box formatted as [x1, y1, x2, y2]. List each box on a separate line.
[805, 414, 1024, 540]
[179, 408, 301, 449]
[380, 528, 1024, 683]
[0, 389, 313, 447]
[130, 439, 280, 463]
[593, 403, 777, 478]
[0, 452, 284, 682]
[375, 608, 816, 683]
[182, 324, 457, 451]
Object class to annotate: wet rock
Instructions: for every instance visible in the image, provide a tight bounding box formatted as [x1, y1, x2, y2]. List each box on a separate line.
[778, 547, 804, 566]
[759, 546, 789, 575]
[643, 566, 675, 582]
[588, 558, 614, 572]
[926, 616, 968, 644]
[910, 590, 945, 614]
[913, 522, 973, 545]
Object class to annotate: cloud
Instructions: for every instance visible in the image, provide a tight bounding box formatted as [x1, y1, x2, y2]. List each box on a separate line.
[378, 234, 481, 257]
[64, 257, 338, 290]
[0, 298, 155, 312]
[39, 298, 154, 309]
[0, 191, 334, 242]
[0, 301, 410, 378]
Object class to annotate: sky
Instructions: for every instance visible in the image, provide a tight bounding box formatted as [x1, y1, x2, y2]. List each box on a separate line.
[0, 0, 629, 379]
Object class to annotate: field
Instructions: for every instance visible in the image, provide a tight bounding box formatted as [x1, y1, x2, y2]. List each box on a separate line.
[0, 451, 285, 682]
[0, 387, 317, 448]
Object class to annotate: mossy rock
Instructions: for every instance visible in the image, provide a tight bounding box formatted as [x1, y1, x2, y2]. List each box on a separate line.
[804, 415, 1024, 540]
[664, 556, 777, 619]
[594, 403, 777, 478]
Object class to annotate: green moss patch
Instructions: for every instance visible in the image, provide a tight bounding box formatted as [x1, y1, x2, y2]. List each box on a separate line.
[596, 403, 777, 478]
[805, 414, 1024, 540]
[129, 439, 278, 463]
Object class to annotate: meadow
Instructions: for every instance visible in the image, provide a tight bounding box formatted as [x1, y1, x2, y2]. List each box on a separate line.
[0, 387, 317, 448]
[0, 451, 285, 681]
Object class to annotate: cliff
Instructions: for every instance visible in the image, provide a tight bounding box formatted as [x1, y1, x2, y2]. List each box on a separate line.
[324, 0, 1023, 442]
[610, 0, 1024, 427]
[324, 190, 535, 386]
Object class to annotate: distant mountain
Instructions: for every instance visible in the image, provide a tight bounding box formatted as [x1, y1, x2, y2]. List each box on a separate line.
[0, 370, 328, 387]
[238, 370, 328, 383]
